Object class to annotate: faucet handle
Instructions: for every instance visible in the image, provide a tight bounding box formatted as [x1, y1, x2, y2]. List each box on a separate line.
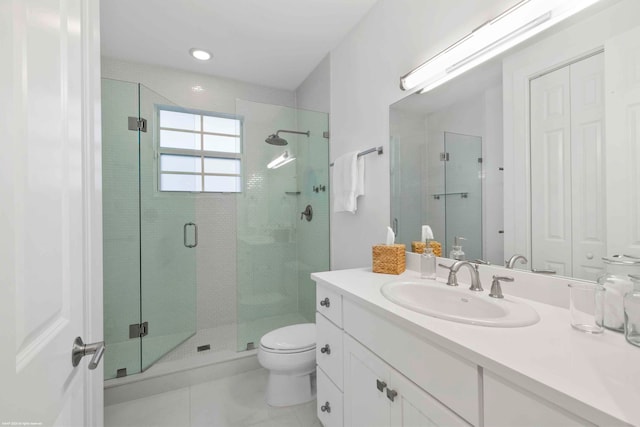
[490, 275, 514, 299]
[438, 263, 453, 270]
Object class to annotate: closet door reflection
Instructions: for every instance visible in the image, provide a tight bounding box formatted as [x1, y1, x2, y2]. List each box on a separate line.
[530, 52, 605, 281]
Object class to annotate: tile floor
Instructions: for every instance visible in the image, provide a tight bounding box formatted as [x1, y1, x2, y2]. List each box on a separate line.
[105, 368, 321, 427]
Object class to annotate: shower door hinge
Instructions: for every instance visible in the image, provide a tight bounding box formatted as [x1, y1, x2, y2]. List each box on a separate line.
[478, 157, 483, 163]
[128, 116, 148, 132]
[129, 321, 149, 338]
[323, 131, 330, 139]
[440, 152, 449, 161]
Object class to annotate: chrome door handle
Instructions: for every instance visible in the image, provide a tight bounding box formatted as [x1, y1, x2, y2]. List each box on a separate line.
[320, 401, 331, 413]
[386, 388, 398, 402]
[71, 337, 105, 370]
[319, 297, 330, 307]
[184, 222, 198, 248]
[376, 379, 387, 392]
[320, 344, 331, 355]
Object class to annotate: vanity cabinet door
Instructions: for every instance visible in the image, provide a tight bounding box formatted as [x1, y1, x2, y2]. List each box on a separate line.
[484, 371, 595, 427]
[389, 369, 470, 427]
[343, 334, 391, 427]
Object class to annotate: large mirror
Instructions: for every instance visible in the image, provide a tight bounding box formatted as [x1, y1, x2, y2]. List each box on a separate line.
[390, 0, 640, 281]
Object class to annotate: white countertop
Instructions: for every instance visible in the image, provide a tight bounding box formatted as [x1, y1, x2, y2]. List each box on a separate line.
[311, 267, 640, 426]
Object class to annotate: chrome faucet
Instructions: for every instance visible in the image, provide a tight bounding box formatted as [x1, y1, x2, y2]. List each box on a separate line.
[489, 275, 514, 299]
[439, 261, 483, 291]
[505, 254, 528, 269]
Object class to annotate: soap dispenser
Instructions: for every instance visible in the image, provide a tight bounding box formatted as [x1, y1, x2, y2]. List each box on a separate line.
[449, 237, 466, 261]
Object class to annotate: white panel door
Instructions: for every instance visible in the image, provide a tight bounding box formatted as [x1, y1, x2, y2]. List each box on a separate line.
[606, 26, 640, 257]
[530, 66, 573, 276]
[570, 52, 606, 281]
[343, 334, 390, 427]
[389, 369, 469, 427]
[0, 0, 102, 425]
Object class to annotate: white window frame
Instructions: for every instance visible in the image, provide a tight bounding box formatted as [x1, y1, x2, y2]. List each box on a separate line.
[156, 105, 243, 193]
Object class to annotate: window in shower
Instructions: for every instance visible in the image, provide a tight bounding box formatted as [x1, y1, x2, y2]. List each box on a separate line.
[157, 106, 243, 193]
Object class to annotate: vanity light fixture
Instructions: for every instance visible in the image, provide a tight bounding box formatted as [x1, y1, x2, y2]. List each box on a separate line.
[189, 48, 212, 61]
[267, 151, 296, 169]
[400, 0, 602, 94]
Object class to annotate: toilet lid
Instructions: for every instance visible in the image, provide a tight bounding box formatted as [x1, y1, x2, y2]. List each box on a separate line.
[260, 323, 315, 352]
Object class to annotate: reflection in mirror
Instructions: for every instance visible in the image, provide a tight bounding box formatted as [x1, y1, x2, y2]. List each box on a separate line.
[390, 0, 640, 281]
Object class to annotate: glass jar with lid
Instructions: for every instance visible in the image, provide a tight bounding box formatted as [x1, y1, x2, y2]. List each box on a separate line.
[597, 255, 640, 332]
[625, 275, 640, 347]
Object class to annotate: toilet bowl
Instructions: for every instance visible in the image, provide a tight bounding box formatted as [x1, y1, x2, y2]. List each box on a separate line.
[257, 323, 316, 407]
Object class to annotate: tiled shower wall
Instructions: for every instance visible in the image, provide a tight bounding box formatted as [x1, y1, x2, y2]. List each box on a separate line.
[195, 196, 238, 331]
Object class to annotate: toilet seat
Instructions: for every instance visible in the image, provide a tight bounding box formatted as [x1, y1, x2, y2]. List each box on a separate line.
[259, 323, 315, 353]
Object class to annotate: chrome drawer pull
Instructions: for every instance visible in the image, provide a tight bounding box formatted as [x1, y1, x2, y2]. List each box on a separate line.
[320, 401, 331, 413]
[320, 344, 331, 355]
[376, 379, 387, 392]
[386, 388, 398, 402]
[319, 297, 330, 307]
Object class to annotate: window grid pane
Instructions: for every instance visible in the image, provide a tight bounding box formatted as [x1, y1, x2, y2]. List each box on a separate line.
[158, 107, 242, 193]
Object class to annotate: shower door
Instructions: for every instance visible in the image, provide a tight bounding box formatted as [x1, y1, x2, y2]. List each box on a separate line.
[102, 80, 197, 379]
[138, 85, 197, 371]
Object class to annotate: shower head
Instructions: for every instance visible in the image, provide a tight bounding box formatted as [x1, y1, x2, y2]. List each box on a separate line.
[265, 129, 310, 146]
[265, 134, 288, 146]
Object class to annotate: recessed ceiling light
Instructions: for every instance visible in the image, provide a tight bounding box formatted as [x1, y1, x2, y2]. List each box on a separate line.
[189, 48, 211, 61]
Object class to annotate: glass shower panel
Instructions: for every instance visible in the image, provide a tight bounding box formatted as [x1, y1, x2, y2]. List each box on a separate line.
[235, 100, 329, 350]
[102, 79, 142, 380]
[444, 132, 483, 260]
[139, 85, 197, 370]
[295, 108, 330, 323]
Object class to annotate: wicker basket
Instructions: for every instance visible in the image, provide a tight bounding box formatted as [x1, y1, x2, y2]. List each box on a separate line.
[411, 241, 426, 254]
[372, 244, 406, 275]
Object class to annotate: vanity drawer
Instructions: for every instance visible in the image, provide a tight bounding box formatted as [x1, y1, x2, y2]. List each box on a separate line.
[317, 283, 342, 327]
[316, 312, 344, 390]
[317, 368, 344, 427]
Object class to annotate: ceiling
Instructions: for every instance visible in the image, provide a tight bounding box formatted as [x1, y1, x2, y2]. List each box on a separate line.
[100, 0, 378, 91]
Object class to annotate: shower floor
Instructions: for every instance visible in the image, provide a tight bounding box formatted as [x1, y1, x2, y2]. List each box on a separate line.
[105, 312, 310, 381]
[158, 311, 309, 363]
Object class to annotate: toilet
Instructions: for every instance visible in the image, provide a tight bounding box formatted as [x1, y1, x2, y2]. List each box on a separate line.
[257, 323, 316, 407]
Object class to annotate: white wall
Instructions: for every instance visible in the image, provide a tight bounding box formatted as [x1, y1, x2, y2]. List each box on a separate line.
[295, 54, 330, 114]
[329, 0, 514, 269]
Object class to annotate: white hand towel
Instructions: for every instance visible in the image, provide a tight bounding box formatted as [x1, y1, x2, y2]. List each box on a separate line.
[332, 151, 365, 213]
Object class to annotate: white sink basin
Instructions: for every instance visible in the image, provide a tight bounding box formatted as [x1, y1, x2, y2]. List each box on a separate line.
[380, 280, 540, 327]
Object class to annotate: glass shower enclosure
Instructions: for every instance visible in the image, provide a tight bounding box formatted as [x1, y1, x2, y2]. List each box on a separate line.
[102, 79, 329, 379]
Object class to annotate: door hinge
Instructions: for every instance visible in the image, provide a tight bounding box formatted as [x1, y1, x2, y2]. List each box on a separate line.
[129, 321, 149, 338]
[478, 157, 483, 163]
[323, 131, 330, 139]
[128, 116, 148, 132]
[440, 152, 449, 161]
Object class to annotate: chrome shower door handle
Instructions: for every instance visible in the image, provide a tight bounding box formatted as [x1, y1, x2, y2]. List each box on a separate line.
[184, 222, 198, 248]
[71, 337, 105, 370]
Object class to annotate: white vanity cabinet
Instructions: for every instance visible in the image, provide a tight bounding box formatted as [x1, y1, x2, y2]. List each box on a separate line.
[312, 269, 637, 427]
[316, 281, 474, 427]
[343, 333, 469, 427]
